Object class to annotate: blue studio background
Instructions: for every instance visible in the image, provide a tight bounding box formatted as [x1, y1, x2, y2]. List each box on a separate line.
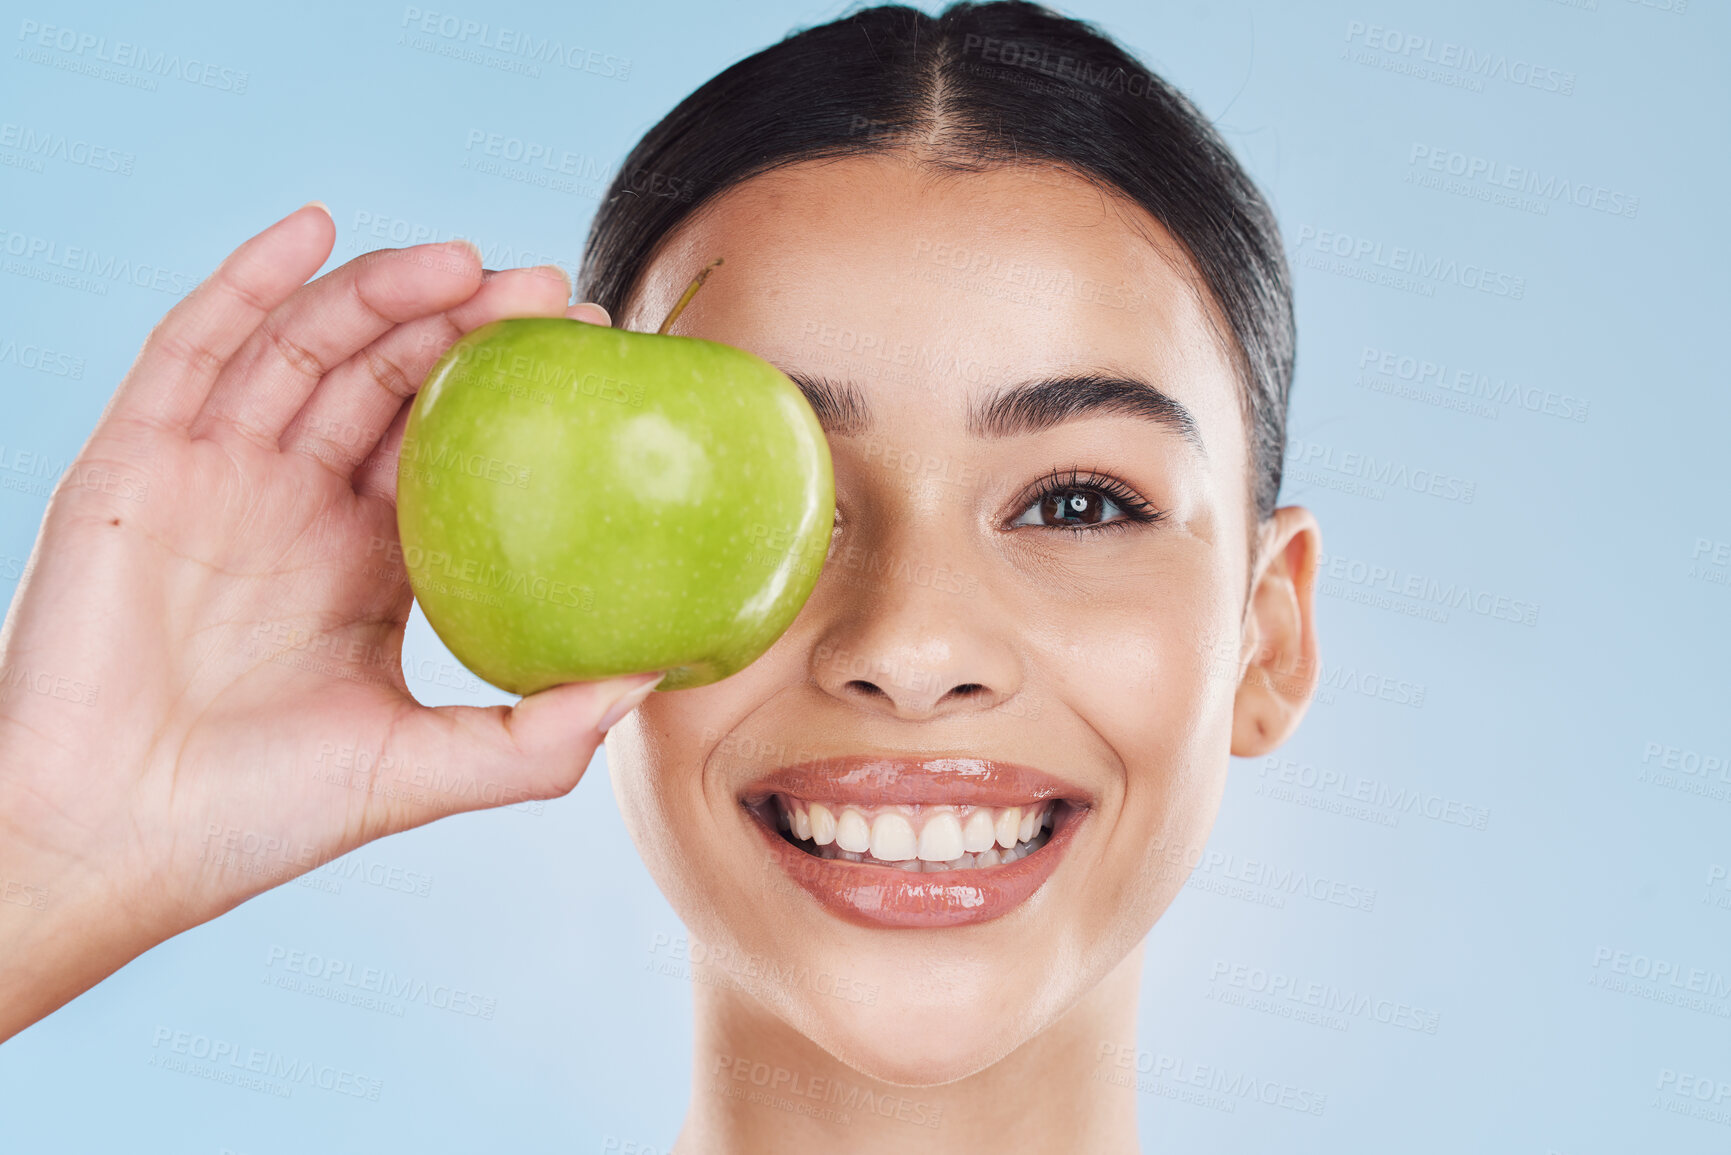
[2, 0, 1728, 1152]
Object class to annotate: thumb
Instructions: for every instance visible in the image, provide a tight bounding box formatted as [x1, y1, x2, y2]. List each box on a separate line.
[372, 670, 664, 830]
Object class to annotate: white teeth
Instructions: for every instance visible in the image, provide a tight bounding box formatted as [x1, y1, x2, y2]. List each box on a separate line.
[962, 808, 997, 853]
[809, 802, 836, 846]
[835, 809, 872, 854]
[810, 831, 1048, 869]
[870, 812, 918, 861]
[916, 811, 965, 862]
[778, 796, 1062, 869]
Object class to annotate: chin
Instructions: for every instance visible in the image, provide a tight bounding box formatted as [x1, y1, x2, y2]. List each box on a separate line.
[802, 999, 1024, 1087]
[765, 926, 1079, 1087]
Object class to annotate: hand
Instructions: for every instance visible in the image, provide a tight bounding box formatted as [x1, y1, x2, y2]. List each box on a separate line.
[0, 204, 662, 1041]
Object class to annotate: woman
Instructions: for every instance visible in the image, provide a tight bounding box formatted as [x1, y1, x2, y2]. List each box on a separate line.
[0, 1, 1319, 1148]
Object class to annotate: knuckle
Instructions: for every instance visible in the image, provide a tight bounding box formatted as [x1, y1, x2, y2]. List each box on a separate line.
[406, 316, 464, 365]
[361, 345, 415, 400]
[152, 327, 228, 380]
[225, 278, 277, 318]
[260, 318, 328, 380]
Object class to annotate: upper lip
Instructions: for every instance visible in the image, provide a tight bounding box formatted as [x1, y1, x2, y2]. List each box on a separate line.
[740, 754, 1095, 809]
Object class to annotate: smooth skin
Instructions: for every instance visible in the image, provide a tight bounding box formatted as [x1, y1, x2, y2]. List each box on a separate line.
[0, 153, 1320, 1153]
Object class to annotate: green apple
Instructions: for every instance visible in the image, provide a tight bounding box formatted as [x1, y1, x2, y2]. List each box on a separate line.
[395, 283, 833, 696]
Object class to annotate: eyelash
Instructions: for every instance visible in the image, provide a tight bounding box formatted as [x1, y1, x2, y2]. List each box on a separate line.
[829, 468, 1165, 537]
[1014, 467, 1166, 536]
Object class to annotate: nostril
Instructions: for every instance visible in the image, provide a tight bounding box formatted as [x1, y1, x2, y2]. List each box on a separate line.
[838, 679, 995, 710]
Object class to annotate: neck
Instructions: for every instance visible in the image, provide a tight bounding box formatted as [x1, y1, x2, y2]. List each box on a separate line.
[675, 940, 1146, 1154]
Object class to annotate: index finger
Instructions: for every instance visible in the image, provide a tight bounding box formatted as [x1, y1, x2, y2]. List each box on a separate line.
[107, 203, 337, 432]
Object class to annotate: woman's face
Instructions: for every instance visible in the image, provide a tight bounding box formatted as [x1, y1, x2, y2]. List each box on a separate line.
[604, 154, 1317, 1085]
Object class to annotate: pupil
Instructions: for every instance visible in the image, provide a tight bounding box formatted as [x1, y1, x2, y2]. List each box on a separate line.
[1048, 489, 1100, 524]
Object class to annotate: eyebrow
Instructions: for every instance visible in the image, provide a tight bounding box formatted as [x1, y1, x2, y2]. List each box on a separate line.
[782, 370, 1205, 455]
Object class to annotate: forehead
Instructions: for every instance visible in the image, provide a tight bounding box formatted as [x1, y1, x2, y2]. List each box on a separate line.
[623, 154, 1245, 471]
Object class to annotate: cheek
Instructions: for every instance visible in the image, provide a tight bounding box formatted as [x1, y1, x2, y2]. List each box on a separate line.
[1023, 550, 1242, 735]
[1027, 557, 1239, 905]
[606, 710, 750, 935]
[605, 700, 719, 865]
[607, 681, 795, 881]
[600, 716, 669, 858]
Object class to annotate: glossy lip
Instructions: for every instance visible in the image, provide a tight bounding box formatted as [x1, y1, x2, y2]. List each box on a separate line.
[741, 756, 1093, 929]
[742, 755, 1091, 808]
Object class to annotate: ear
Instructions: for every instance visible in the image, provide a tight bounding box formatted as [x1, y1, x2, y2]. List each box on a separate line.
[1231, 506, 1322, 757]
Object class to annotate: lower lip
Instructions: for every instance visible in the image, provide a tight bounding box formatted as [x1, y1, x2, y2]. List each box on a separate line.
[746, 803, 1085, 929]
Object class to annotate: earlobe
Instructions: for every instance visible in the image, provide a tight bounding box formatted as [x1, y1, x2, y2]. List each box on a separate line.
[1230, 506, 1322, 758]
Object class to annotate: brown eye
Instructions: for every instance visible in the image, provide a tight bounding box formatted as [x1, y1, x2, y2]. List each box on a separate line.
[1010, 470, 1165, 535]
[1032, 489, 1113, 526]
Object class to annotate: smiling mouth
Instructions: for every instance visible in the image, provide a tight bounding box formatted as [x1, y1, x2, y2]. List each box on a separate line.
[754, 796, 1062, 871]
[737, 754, 1089, 927]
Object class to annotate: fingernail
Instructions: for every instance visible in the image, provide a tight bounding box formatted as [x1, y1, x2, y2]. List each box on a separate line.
[570, 301, 611, 327]
[299, 200, 332, 220]
[596, 672, 667, 734]
[447, 237, 484, 265]
[533, 265, 574, 299]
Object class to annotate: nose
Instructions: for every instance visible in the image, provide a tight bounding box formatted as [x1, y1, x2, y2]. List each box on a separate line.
[808, 531, 1024, 721]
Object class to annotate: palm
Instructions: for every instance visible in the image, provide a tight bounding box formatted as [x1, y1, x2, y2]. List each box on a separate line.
[82, 425, 420, 923]
[0, 207, 658, 957]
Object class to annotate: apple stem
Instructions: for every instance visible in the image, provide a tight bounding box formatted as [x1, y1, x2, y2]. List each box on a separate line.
[656, 258, 724, 335]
